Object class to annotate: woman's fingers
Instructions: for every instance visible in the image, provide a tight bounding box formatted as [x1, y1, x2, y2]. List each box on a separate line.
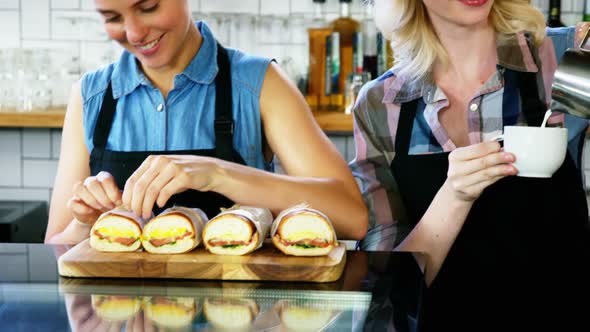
[74, 173, 121, 211]
[451, 151, 515, 176]
[449, 141, 502, 162]
[125, 156, 182, 218]
[83, 177, 114, 209]
[72, 181, 102, 210]
[156, 175, 188, 209]
[447, 142, 518, 202]
[67, 197, 100, 224]
[67, 197, 93, 215]
[123, 155, 210, 217]
[452, 163, 516, 189]
[125, 156, 167, 216]
[96, 171, 122, 206]
[141, 163, 177, 219]
[122, 156, 157, 209]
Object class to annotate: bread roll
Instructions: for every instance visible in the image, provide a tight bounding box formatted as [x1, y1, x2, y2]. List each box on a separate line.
[91, 295, 141, 322]
[90, 208, 144, 252]
[277, 300, 337, 332]
[143, 296, 197, 329]
[271, 205, 337, 256]
[142, 207, 207, 254]
[203, 206, 272, 255]
[203, 298, 259, 331]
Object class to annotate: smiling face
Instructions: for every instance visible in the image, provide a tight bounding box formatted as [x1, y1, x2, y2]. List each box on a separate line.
[94, 0, 195, 71]
[422, 0, 494, 29]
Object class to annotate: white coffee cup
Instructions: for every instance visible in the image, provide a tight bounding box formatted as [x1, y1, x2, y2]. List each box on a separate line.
[501, 126, 568, 178]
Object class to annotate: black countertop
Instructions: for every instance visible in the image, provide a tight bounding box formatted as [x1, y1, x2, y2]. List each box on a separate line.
[0, 243, 424, 332]
[1, 243, 588, 331]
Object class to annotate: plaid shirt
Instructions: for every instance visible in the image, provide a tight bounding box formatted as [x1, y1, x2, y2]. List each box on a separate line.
[351, 28, 586, 251]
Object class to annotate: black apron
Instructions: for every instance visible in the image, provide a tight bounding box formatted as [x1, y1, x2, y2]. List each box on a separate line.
[89, 44, 245, 218]
[390, 69, 590, 328]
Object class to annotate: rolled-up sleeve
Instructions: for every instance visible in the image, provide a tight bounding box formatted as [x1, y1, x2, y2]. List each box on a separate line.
[349, 82, 410, 251]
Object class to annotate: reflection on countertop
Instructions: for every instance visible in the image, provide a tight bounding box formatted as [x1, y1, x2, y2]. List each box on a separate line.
[0, 243, 423, 332]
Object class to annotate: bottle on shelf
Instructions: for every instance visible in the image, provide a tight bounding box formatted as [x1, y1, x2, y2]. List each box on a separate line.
[376, 33, 394, 76]
[547, 0, 565, 28]
[329, 32, 341, 109]
[362, 3, 378, 80]
[307, 0, 332, 109]
[353, 31, 364, 75]
[329, 0, 360, 109]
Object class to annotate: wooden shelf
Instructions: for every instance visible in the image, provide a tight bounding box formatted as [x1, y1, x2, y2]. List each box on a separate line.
[0, 108, 354, 133]
[311, 110, 353, 133]
[0, 109, 66, 128]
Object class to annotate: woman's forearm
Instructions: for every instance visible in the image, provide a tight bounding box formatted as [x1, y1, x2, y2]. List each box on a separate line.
[396, 180, 473, 285]
[46, 219, 92, 245]
[212, 160, 368, 240]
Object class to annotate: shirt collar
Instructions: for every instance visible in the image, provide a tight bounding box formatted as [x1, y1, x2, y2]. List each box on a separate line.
[182, 21, 218, 85]
[383, 31, 539, 105]
[110, 20, 218, 99]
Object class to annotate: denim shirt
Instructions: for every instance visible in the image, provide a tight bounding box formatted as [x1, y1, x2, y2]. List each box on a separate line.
[81, 21, 273, 170]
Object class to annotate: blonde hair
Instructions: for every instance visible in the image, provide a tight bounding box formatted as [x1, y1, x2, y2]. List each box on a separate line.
[373, 0, 546, 82]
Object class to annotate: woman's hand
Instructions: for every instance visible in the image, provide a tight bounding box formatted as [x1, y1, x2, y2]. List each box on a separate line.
[122, 155, 220, 219]
[446, 141, 517, 202]
[67, 171, 122, 224]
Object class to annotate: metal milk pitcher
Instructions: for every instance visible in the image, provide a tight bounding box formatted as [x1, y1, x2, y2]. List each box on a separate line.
[551, 48, 590, 119]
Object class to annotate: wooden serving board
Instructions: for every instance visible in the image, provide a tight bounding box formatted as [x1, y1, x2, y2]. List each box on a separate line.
[58, 239, 346, 283]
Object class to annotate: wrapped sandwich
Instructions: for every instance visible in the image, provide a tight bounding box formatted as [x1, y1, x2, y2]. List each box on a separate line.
[276, 300, 339, 332]
[271, 205, 338, 256]
[141, 207, 207, 254]
[90, 208, 145, 252]
[202, 206, 272, 255]
[91, 295, 142, 322]
[203, 298, 259, 331]
[143, 296, 197, 329]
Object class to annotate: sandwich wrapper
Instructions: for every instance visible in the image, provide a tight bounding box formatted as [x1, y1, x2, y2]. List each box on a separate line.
[209, 206, 273, 251]
[274, 299, 342, 331]
[153, 206, 208, 244]
[270, 205, 338, 243]
[94, 207, 147, 230]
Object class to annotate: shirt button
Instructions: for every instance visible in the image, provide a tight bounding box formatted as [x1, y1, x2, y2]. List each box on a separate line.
[469, 103, 478, 112]
[156, 104, 164, 112]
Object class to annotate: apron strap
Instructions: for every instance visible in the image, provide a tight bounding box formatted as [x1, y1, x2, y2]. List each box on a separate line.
[92, 43, 236, 161]
[92, 83, 117, 149]
[395, 99, 420, 156]
[515, 71, 546, 127]
[213, 43, 235, 161]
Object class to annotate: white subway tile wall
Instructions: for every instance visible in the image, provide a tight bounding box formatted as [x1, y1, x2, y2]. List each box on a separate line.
[22, 0, 50, 40]
[22, 159, 58, 188]
[22, 129, 51, 159]
[0, 0, 18, 9]
[51, 0, 79, 10]
[0, 0, 587, 205]
[2, 0, 581, 84]
[0, 129, 22, 188]
[50, 129, 62, 160]
[0, 11, 20, 48]
[0, 188, 51, 202]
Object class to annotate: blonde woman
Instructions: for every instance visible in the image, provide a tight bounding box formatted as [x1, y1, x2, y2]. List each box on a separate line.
[351, 0, 589, 319]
